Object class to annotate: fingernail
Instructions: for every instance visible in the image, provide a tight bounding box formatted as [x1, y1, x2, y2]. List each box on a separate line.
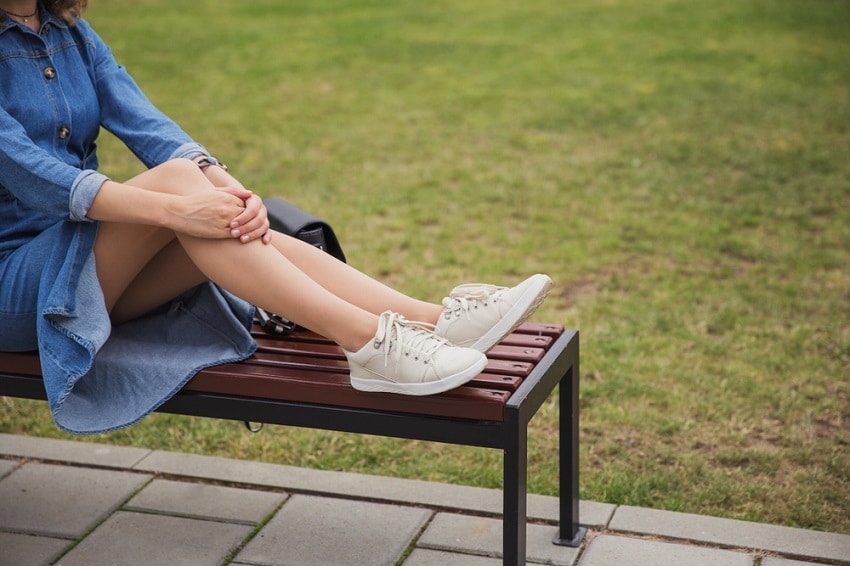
[241, 234, 250, 243]
[231, 228, 241, 237]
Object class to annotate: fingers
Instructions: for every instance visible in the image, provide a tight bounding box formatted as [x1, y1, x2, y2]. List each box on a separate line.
[213, 185, 271, 244]
[172, 191, 246, 239]
[215, 184, 253, 200]
[229, 192, 270, 244]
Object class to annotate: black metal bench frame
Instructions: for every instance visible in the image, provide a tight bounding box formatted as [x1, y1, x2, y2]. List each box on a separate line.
[0, 328, 585, 565]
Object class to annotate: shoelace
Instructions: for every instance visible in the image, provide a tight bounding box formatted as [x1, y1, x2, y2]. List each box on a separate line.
[374, 311, 448, 366]
[441, 284, 506, 320]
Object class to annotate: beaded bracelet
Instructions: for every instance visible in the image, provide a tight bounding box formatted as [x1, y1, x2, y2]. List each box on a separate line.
[196, 156, 229, 172]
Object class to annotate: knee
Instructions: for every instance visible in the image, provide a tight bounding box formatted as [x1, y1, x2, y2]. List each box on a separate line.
[136, 158, 210, 196]
[162, 158, 207, 183]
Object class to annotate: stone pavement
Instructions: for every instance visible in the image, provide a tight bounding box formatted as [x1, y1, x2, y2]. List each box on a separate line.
[1, 433, 848, 566]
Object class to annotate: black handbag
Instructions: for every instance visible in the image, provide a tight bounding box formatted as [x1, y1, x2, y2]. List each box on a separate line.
[255, 197, 346, 335]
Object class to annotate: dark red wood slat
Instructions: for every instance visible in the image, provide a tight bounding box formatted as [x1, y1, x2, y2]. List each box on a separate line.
[0, 351, 40, 376]
[514, 322, 564, 337]
[247, 351, 350, 372]
[185, 365, 511, 421]
[252, 321, 563, 344]
[498, 333, 552, 348]
[484, 359, 534, 377]
[486, 344, 546, 363]
[253, 337, 344, 358]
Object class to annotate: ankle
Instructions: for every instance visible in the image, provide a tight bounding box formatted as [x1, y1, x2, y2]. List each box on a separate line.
[409, 303, 444, 326]
[337, 314, 380, 353]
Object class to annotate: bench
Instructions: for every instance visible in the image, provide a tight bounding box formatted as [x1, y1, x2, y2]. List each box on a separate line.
[0, 320, 586, 565]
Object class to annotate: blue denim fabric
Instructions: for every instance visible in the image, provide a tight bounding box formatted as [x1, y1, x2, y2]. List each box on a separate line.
[0, 6, 257, 433]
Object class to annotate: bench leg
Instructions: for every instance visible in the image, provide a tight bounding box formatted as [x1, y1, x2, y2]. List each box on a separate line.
[503, 420, 527, 566]
[553, 362, 587, 547]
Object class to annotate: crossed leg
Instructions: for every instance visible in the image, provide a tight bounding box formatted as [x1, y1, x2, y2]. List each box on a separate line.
[95, 160, 442, 352]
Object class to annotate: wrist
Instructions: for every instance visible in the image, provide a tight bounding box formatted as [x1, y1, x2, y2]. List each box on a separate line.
[158, 193, 185, 232]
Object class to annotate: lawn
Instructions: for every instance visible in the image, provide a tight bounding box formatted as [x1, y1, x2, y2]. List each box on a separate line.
[2, 0, 848, 535]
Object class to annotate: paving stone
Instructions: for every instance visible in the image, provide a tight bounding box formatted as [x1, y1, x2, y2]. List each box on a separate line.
[0, 433, 150, 468]
[0, 463, 150, 538]
[0, 457, 19, 479]
[57, 510, 252, 566]
[578, 535, 754, 566]
[529, 495, 616, 528]
[125, 479, 286, 524]
[417, 512, 580, 565]
[761, 558, 834, 566]
[403, 548, 503, 566]
[136, 448, 608, 527]
[135, 449, 318, 487]
[0, 531, 71, 566]
[609, 505, 850, 563]
[236, 494, 431, 566]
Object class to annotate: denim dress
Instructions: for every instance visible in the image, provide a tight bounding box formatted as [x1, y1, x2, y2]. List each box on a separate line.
[0, 8, 257, 434]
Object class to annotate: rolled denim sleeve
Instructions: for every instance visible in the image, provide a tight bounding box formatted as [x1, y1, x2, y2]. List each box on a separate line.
[170, 142, 210, 162]
[69, 170, 110, 222]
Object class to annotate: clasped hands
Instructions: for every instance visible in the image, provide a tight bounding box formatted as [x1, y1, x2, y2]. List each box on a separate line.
[216, 185, 272, 245]
[191, 163, 272, 245]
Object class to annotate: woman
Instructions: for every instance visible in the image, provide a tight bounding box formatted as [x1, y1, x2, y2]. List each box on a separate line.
[0, 0, 553, 434]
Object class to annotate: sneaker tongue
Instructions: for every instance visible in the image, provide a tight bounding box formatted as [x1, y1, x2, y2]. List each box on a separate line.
[375, 311, 410, 351]
[379, 312, 444, 361]
[449, 283, 503, 300]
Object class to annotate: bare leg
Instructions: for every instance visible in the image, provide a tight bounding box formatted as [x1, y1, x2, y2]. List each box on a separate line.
[109, 240, 206, 324]
[94, 222, 181, 317]
[93, 160, 438, 351]
[269, 235, 443, 323]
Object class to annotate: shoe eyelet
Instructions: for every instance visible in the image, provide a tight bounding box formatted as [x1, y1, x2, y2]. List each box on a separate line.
[373, 341, 381, 349]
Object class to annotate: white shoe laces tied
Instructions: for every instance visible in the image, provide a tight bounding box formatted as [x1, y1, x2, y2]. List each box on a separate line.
[374, 311, 447, 366]
[441, 284, 506, 320]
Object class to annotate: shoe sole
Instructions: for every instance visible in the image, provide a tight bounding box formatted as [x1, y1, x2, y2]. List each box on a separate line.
[470, 273, 554, 353]
[349, 355, 488, 396]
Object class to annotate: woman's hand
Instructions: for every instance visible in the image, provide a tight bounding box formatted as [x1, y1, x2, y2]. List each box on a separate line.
[215, 185, 272, 244]
[202, 164, 272, 244]
[169, 190, 250, 240]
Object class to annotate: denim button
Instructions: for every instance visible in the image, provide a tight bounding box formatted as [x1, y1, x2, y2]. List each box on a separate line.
[58, 126, 70, 139]
[44, 66, 56, 79]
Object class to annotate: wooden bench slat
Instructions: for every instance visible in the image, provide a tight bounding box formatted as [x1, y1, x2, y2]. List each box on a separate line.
[247, 348, 544, 377]
[497, 333, 553, 348]
[184, 365, 512, 421]
[0, 351, 39, 375]
[221, 352, 524, 391]
[253, 338, 344, 358]
[252, 322, 563, 343]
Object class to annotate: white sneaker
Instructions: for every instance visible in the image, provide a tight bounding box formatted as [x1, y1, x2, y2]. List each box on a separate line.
[345, 311, 488, 396]
[435, 273, 554, 352]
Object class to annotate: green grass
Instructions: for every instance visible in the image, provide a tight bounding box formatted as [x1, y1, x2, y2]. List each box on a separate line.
[2, 0, 849, 535]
